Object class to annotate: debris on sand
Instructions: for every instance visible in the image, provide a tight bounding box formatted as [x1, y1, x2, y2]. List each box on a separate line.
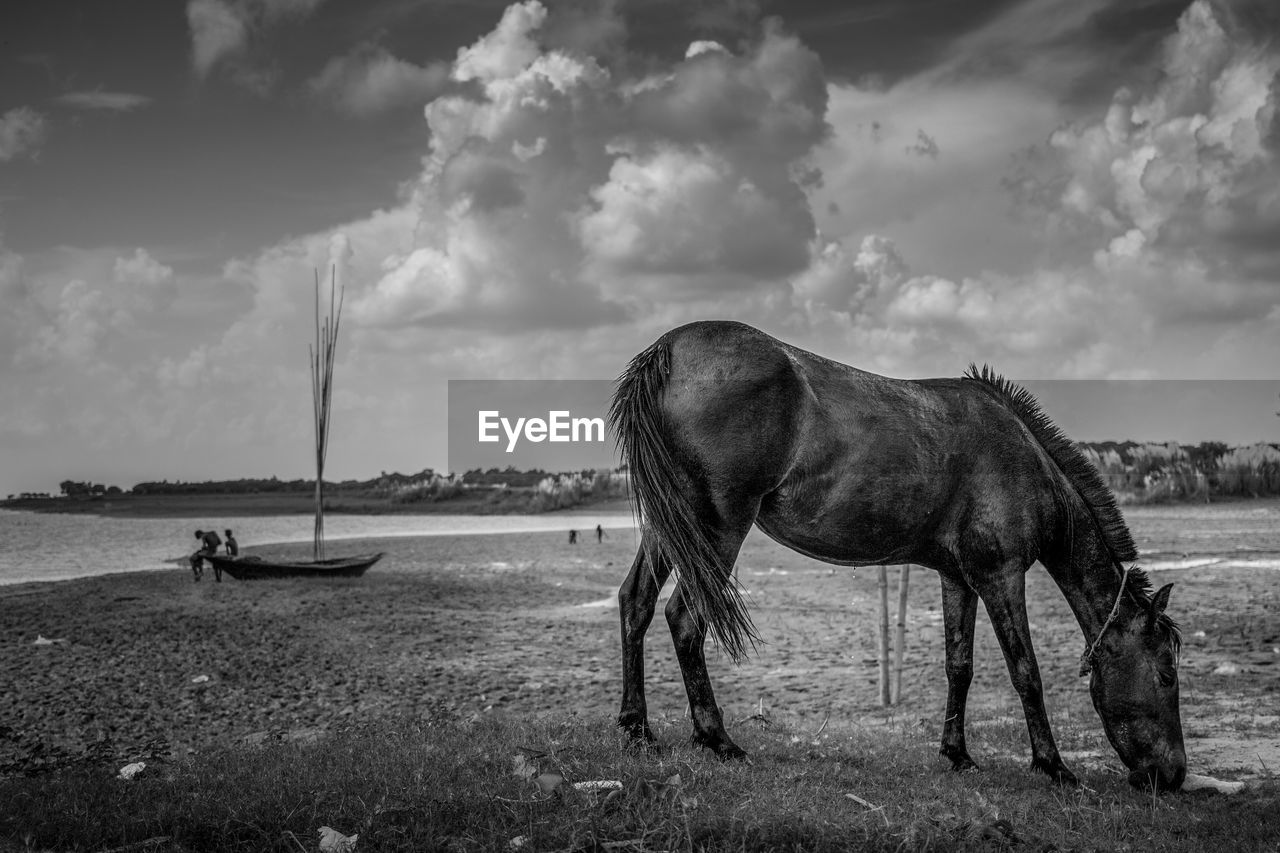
[1182, 773, 1245, 794]
[117, 761, 146, 780]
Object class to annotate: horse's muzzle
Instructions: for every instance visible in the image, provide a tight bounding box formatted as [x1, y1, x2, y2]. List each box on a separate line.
[1128, 756, 1186, 793]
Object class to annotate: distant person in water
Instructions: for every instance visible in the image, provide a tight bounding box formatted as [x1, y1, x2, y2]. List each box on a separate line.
[190, 529, 223, 583]
[569, 529, 578, 545]
[596, 524, 605, 543]
[224, 530, 238, 557]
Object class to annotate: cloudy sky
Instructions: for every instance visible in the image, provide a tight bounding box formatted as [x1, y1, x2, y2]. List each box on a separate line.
[1, 0, 1278, 496]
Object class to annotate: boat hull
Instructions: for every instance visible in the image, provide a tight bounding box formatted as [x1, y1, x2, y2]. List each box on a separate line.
[204, 552, 383, 580]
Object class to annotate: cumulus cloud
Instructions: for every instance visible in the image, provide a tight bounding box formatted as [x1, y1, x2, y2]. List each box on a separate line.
[16, 279, 123, 367]
[2, 248, 182, 378]
[0, 245, 32, 356]
[806, 0, 1279, 378]
[56, 91, 153, 111]
[308, 45, 450, 117]
[187, 0, 327, 84]
[790, 234, 906, 315]
[1046, 0, 1280, 259]
[1028, 0, 1280, 332]
[452, 1, 547, 86]
[577, 144, 812, 294]
[336, 0, 1277, 380]
[0, 107, 48, 162]
[188, 0, 249, 78]
[114, 248, 174, 287]
[353, 2, 828, 330]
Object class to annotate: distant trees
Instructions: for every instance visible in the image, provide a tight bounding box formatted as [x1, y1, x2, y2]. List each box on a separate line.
[58, 480, 117, 497]
[461, 466, 554, 488]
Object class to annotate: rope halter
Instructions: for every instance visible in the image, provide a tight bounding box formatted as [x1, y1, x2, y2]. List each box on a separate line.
[1079, 566, 1130, 678]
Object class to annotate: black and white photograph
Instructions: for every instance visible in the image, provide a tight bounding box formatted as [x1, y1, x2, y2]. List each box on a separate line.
[2, 0, 1279, 849]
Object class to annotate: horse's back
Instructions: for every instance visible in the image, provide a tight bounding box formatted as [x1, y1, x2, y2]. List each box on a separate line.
[655, 321, 1061, 570]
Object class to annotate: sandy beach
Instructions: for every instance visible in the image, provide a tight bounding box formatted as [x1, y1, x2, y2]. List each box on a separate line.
[2, 521, 1278, 781]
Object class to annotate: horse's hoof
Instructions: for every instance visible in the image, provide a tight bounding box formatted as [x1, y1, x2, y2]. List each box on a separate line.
[693, 734, 747, 761]
[617, 715, 655, 746]
[948, 756, 980, 773]
[1032, 757, 1079, 787]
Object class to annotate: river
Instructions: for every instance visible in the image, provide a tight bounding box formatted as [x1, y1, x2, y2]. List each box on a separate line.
[0, 510, 637, 585]
[3, 499, 1277, 586]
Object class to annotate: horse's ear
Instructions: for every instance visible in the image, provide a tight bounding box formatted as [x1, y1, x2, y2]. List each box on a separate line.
[1151, 583, 1173, 614]
[1148, 583, 1174, 627]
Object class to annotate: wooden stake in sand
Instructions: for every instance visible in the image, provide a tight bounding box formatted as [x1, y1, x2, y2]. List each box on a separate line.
[310, 268, 344, 562]
[893, 564, 911, 705]
[877, 564, 912, 707]
[877, 565, 891, 706]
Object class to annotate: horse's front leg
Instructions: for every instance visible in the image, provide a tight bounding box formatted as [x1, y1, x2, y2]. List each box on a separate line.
[939, 573, 979, 772]
[976, 568, 1077, 786]
[618, 540, 670, 745]
[665, 583, 745, 760]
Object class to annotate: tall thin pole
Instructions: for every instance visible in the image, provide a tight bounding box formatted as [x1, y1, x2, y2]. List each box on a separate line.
[893, 565, 911, 704]
[310, 267, 343, 561]
[877, 565, 891, 707]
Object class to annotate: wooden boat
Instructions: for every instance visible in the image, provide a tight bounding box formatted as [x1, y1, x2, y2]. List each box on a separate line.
[205, 552, 383, 580]
[197, 272, 383, 584]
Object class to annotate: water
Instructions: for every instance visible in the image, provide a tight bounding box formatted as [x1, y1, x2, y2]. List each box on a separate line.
[3, 499, 1277, 587]
[1120, 500, 1280, 572]
[0, 510, 638, 586]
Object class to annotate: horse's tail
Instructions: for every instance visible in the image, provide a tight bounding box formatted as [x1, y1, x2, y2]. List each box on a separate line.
[608, 335, 758, 662]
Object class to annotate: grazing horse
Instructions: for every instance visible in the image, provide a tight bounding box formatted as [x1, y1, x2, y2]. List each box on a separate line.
[609, 321, 1185, 791]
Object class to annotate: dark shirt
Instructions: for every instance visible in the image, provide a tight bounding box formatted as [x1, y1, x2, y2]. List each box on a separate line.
[225, 536, 239, 556]
[200, 531, 222, 553]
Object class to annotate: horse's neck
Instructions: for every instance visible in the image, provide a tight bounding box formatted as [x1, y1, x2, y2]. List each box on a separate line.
[1041, 510, 1126, 645]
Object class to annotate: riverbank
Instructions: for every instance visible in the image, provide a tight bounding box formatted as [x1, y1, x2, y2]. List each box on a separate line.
[3, 524, 1277, 784]
[0, 491, 632, 518]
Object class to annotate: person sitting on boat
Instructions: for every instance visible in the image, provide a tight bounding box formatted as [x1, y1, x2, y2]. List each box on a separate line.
[224, 529, 239, 557]
[190, 529, 223, 583]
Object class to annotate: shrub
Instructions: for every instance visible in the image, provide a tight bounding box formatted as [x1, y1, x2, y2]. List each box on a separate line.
[389, 473, 465, 504]
[527, 469, 628, 512]
[1213, 443, 1280, 497]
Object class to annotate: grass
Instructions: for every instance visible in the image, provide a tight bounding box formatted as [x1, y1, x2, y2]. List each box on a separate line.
[4, 710, 1277, 852]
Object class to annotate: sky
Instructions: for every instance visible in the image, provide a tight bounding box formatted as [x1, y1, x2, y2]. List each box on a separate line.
[1, 0, 1279, 496]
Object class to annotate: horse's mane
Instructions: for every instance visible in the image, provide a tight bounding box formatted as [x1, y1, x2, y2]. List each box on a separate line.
[962, 365, 1147, 577]
[965, 367, 1178, 648]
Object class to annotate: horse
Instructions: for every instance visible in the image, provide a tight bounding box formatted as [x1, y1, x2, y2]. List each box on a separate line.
[608, 320, 1185, 791]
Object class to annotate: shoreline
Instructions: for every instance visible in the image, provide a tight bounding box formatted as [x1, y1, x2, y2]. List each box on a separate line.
[6, 490, 1274, 520]
[0, 492, 633, 519]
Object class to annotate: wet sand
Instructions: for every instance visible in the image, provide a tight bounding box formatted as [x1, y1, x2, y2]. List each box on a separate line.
[2, 522, 1277, 780]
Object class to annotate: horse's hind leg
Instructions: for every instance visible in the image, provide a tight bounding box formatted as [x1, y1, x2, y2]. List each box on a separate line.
[939, 573, 979, 771]
[665, 515, 755, 760]
[618, 534, 671, 745]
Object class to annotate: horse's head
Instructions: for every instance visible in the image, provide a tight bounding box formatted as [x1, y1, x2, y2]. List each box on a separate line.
[1084, 582, 1185, 792]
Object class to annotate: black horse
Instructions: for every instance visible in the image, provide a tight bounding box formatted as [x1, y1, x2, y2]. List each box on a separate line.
[609, 320, 1185, 791]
